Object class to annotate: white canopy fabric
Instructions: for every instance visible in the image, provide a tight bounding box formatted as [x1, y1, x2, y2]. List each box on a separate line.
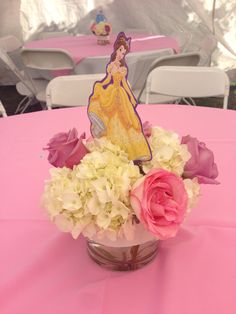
[0, 0, 235, 85]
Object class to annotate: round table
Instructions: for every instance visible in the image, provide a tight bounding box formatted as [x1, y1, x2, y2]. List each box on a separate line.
[0, 105, 235, 314]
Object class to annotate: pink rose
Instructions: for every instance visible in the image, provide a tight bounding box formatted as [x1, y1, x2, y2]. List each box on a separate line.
[130, 169, 188, 240]
[181, 135, 219, 184]
[44, 128, 88, 169]
[142, 121, 152, 137]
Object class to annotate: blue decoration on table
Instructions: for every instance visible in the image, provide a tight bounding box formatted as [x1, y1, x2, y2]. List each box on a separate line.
[95, 10, 106, 24]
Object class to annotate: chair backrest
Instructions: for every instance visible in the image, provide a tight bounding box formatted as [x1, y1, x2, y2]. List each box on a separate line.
[146, 66, 230, 109]
[126, 49, 175, 90]
[38, 32, 73, 40]
[136, 52, 201, 102]
[46, 74, 105, 109]
[149, 52, 201, 71]
[0, 48, 23, 80]
[0, 48, 35, 94]
[76, 55, 110, 75]
[21, 48, 75, 70]
[76, 50, 166, 79]
[0, 35, 22, 52]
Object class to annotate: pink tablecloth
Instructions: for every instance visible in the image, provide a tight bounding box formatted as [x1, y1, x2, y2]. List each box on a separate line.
[24, 34, 180, 64]
[0, 105, 236, 314]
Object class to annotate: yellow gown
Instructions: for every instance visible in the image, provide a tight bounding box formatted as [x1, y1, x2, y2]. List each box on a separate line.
[88, 67, 151, 161]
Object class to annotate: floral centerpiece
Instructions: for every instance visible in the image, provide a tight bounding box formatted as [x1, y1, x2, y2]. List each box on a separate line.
[90, 9, 112, 45]
[42, 123, 219, 270]
[42, 32, 219, 271]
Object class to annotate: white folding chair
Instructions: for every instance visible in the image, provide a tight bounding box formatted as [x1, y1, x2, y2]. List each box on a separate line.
[20, 48, 76, 111]
[21, 48, 75, 71]
[46, 74, 105, 110]
[135, 52, 201, 104]
[0, 35, 21, 86]
[0, 46, 47, 114]
[38, 32, 73, 40]
[0, 35, 22, 53]
[0, 101, 7, 117]
[145, 66, 230, 109]
[0, 35, 50, 113]
[76, 55, 110, 75]
[0, 35, 26, 86]
[126, 49, 175, 94]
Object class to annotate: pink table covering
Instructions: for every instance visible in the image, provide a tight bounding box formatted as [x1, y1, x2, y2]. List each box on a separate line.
[24, 34, 180, 64]
[0, 105, 236, 314]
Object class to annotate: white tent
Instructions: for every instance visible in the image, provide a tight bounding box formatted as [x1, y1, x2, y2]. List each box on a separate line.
[0, 0, 235, 85]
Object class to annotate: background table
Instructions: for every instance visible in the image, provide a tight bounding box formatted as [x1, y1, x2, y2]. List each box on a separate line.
[25, 34, 180, 64]
[24, 34, 178, 81]
[0, 105, 236, 314]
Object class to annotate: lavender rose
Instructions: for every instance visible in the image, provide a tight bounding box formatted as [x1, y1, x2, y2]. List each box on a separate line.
[181, 135, 219, 184]
[44, 128, 88, 169]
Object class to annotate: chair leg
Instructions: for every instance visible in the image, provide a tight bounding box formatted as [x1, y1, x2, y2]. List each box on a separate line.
[0, 101, 7, 117]
[16, 97, 45, 114]
[19, 97, 36, 114]
[223, 96, 228, 110]
[182, 97, 196, 106]
[39, 101, 47, 110]
[15, 96, 30, 114]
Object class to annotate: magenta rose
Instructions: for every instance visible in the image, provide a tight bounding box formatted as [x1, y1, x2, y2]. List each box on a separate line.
[44, 128, 88, 169]
[181, 135, 219, 184]
[130, 169, 188, 240]
[142, 121, 152, 137]
[105, 25, 111, 33]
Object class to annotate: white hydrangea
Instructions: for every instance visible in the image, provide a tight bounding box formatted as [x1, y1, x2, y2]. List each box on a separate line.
[183, 178, 201, 211]
[143, 127, 191, 176]
[42, 132, 200, 242]
[42, 138, 141, 240]
[86, 136, 128, 159]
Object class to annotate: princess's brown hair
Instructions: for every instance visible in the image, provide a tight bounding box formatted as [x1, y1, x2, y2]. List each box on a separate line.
[110, 32, 131, 66]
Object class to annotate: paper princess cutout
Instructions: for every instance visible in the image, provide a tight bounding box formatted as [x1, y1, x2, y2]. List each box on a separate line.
[87, 32, 152, 162]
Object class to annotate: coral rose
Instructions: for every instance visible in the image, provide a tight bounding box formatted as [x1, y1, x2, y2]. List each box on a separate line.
[130, 169, 188, 240]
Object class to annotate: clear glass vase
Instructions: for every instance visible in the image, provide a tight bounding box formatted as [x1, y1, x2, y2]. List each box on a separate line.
[87, 239, 158, 271]
[96, 35, 110, 45]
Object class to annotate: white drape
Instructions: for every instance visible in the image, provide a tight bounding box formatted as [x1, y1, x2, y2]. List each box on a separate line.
[186, 0, 236, 71]
[0, 0, 235, 75]
[17, 0, 235, 70]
